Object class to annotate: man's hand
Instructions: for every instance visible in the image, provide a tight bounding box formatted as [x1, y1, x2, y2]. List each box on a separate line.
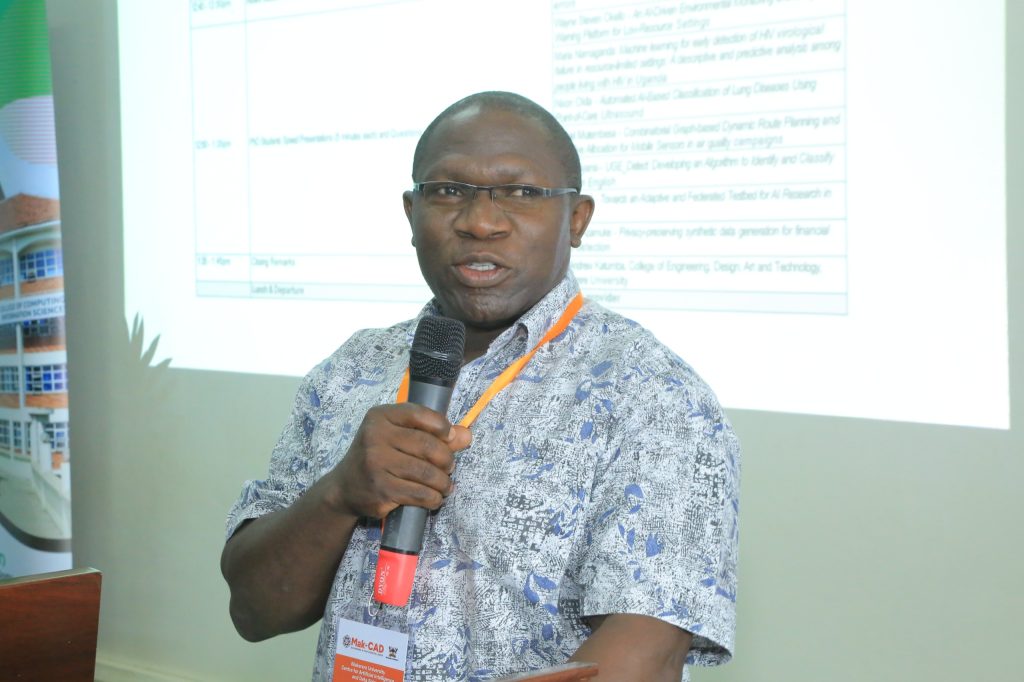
[326, 403, 472, 520]
[569, 614, 692, 681]
[221, 404, 471, 642]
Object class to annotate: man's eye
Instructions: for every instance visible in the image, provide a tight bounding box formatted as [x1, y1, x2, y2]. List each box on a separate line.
[507, 185, 542, 198]
[435, 183, 466, 197]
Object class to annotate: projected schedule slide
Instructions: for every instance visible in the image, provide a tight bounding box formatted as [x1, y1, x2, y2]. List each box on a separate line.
[122, 0, 1008, 428]
[189, 0, 846, 314]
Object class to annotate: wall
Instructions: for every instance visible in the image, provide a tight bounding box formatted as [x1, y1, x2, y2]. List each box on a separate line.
[47, 1, 1023, 680]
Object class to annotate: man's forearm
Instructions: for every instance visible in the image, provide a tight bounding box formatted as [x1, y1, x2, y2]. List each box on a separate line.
[569, 614, 691, 681]
[220, 476, 359, 641]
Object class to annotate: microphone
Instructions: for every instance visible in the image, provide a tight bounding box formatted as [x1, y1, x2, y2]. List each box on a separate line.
[373, 315, 465, 606]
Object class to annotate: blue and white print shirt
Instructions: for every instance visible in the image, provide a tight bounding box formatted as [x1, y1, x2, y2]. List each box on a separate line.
[227, 272, 740, 681]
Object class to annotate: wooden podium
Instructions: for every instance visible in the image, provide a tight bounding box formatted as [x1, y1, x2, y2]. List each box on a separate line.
[496, 662, 599, 681]
[0, 567, 102, 681]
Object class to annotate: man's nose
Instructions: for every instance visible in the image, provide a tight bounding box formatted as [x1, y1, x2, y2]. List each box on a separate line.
[452, 189, 511, 240]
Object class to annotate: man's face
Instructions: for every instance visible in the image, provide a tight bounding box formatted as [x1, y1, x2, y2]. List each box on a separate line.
[403, 106, 593, 333]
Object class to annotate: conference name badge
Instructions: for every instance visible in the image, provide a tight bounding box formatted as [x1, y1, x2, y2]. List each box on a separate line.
[333, 618, 408, 682]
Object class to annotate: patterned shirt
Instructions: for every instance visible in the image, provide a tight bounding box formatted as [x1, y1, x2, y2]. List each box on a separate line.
[226, 272, 740, 681]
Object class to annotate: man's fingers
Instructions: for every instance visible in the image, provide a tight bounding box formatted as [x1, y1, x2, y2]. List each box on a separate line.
[334, 404, 467, 519]
[380, 403, 453, 440]
[447, 425, 472, 451]
[387, 476, 448, 510]
[384, 452, 453, 498]
[388, 426, 456, 472]
[372, 405, 471, 455]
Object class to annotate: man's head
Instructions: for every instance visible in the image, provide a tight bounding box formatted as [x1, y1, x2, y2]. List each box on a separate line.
[404, 92, 594, 342]
[412, 92, 583, 191]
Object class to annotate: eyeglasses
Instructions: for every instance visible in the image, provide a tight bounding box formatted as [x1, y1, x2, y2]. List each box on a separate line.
[413, 181, 578, 213]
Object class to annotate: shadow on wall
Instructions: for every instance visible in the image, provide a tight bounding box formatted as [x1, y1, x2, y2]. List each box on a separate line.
[127, 314, 171, 375]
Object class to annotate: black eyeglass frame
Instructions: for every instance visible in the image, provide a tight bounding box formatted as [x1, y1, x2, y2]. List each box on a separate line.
[412, 181, 579, 210]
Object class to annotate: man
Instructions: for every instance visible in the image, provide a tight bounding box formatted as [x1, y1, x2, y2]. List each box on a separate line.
[222, 92, 740, 681]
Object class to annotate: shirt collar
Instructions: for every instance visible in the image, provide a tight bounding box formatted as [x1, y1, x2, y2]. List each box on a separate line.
[410, 270, 582, 357]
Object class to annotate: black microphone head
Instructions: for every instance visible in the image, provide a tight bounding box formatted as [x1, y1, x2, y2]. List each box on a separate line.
[410, 315, 465, 383]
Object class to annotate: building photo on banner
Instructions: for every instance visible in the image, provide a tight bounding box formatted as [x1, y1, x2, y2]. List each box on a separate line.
[0, 0, 72, 578]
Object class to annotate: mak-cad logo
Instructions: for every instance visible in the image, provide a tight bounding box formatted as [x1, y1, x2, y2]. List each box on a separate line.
[341, 633, 386, 657]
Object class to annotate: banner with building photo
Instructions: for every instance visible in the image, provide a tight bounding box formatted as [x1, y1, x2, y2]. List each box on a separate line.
[0, 0, 71, 577]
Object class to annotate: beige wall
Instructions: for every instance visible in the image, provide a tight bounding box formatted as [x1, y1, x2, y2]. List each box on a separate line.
[47, 1, 1023, 680]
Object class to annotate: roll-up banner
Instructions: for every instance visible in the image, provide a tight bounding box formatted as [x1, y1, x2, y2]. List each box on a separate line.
[0, 0, 72, 577]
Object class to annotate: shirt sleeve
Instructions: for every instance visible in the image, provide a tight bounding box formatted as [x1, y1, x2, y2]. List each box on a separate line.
[575, 365, 741, 667]
[224, 365, 325, 541]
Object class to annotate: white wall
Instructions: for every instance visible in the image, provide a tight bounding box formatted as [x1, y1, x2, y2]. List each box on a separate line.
[47, 1, 1023, 680]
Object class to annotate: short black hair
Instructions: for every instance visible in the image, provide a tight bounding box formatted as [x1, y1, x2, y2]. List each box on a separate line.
[412, 91, 582, 191]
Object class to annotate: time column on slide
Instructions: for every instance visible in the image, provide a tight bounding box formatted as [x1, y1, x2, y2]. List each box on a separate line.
[190, 0, 252, 298]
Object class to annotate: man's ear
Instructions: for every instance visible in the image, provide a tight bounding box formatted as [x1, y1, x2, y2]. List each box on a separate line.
[569, 194, 595, 248]
[403, 191, 416, 246]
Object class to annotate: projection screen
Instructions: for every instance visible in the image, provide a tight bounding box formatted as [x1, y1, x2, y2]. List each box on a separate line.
[118, 0, 1008, 428]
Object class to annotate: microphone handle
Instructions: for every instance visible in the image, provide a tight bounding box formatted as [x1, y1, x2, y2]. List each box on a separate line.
[374, 378, 455, 605]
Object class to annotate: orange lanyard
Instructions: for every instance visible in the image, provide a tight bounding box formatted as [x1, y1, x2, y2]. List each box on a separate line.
[396, 292, 584, 427]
